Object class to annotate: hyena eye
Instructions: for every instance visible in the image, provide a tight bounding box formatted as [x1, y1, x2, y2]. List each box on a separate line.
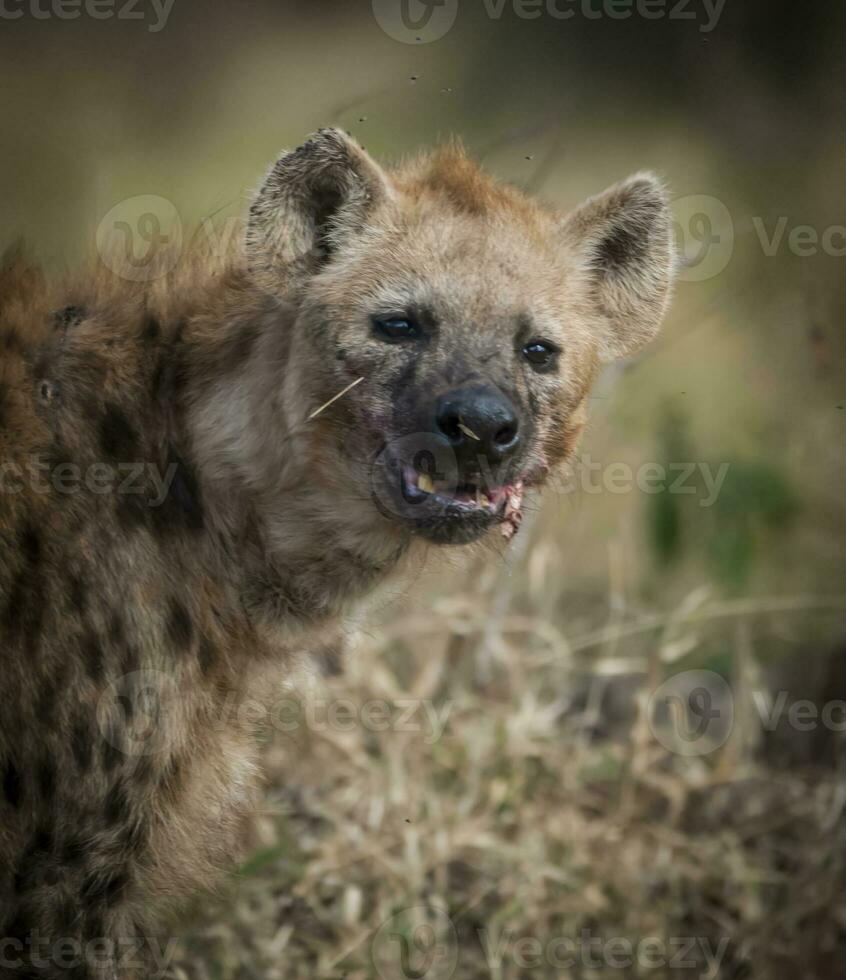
[372, 314, 420, 343]
[522, 339, 560, 371]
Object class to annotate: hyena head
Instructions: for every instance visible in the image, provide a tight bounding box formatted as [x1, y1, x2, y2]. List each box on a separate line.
[246, 129, 674, 547]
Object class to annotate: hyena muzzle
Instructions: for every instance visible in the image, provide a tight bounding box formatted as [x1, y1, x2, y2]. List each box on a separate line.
[0, 128, 674, 976]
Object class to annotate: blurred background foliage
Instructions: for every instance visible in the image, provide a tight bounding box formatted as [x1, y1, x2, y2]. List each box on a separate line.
[2, 1, 845, 977]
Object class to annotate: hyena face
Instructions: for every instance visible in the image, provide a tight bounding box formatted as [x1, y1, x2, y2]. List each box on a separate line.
[247, 129, 674, 546]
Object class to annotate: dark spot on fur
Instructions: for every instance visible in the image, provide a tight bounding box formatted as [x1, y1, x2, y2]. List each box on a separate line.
[2, 758, 23, 808]
[115, 689, 135, 726]
[222, 322, 259, 372]
[36, 674, 61, 718]
[150, 357, 166, 401]
[83, 912, 106, 945]
[116, 492, 151, 533]
[12, 831, 61, 898]
[68, 575, 88, 615]
[316, 642, 344, 678]
[151, 450, 204, 536]
[62, 835, 87, 865]
[15, 826, 56, 891]
[98, 402, 140, 462]
[55, 898, 78, 931]
[151, 320, 188, 402]
[0, 328, 22, 353]
[167, 458, 205, 529]
[3, 910, 30, 944]
[41, 447, 77, 499]
[82, 631, 105, 682]
[596, 220, 648, 271]
[19, 523, 42, 567]
[198, 634, 216, 674]
[82, 867, 129, 906]
[141, 315, 161, 343]
[108, 609, 126, 648]
[0, 381, 8, 428]
[166, 598, 193, 653]
[103, 782, 130, 825]
[311, 184, 346, 258]
[0, 578, 37, 646]
[101, 721, 124, 773]
[105, 869, 130, 903]
[72, 717, 93, 771]
[121, 644, 140, 677]
[53, 305, 87, 329]
[30, 827, 54, 854]
[134, 754, 155, 786]
[3, 525, 47, 651]
[37, 757, 56, 801]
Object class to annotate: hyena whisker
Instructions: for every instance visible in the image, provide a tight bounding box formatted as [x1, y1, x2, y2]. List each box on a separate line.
[307, 377, 366, 421]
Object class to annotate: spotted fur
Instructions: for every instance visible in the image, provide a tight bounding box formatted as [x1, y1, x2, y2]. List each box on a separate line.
[0, 130, 674, 976]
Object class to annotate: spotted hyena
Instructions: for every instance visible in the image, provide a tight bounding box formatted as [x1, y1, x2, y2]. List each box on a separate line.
[0, 129, 674, 976]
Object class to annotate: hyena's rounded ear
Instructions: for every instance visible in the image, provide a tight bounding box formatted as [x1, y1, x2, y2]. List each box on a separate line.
[562, 173, 676, 361]
[246, 128, 392, 295]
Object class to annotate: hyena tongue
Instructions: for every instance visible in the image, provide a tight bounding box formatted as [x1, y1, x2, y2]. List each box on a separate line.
[501, 481, 525, 541]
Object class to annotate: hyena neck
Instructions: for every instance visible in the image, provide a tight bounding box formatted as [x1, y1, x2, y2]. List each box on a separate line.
[187, 288, 409, 632]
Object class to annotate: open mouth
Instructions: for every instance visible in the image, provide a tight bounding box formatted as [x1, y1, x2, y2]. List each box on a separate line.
[399, 466, 525, 541]
[401, 466, 508, 513]
[370, 439, 528, 545]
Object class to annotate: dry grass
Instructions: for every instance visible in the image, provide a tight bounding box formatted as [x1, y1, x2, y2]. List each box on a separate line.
[166, 513, 846, 980]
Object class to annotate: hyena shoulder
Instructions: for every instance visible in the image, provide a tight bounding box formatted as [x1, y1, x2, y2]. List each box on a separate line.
[0, 245, 291, 972]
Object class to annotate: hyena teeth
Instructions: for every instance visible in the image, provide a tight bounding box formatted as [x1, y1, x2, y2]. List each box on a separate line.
[418, 473, 434, 494]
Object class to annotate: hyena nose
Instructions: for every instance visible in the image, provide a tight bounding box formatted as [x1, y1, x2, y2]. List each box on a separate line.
[435, 385, 521, 465]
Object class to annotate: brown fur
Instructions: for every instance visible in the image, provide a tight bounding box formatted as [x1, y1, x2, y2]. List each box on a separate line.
[0, 131, 674, 977]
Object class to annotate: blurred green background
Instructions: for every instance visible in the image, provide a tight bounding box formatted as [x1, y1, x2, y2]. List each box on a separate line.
[2, 2, 845, 977]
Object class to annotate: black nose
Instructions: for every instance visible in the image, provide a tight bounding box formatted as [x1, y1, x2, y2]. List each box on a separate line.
[434, 385, 520, 466]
